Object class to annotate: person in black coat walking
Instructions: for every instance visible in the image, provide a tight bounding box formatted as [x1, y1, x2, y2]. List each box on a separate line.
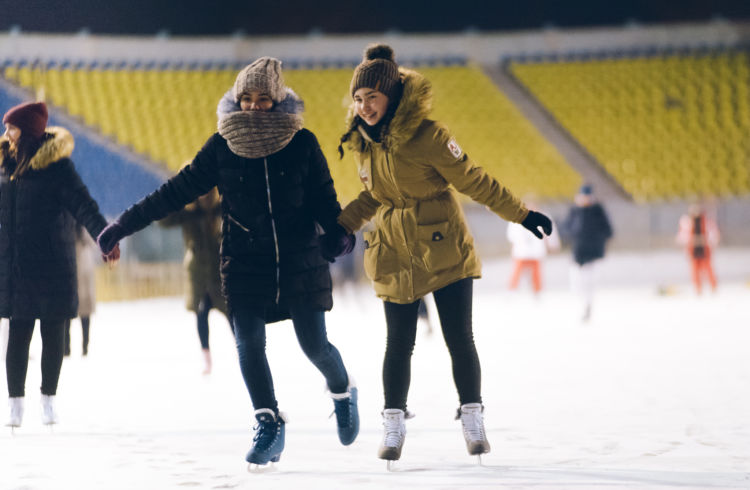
[1, 101, 118, 428]
[97, 57, 359, 465]
[560, 184, 613, 321]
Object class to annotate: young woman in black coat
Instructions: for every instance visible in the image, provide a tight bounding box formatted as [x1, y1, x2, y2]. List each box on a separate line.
[1, 101, 117, 428]
[97, 58, 359, 466]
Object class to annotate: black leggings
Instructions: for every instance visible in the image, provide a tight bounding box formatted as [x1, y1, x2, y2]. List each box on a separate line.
[196, 293, 231, 350]
[382, 277, 481, 411]
[197, 294, 212, 349]
[6, 317, 66, 397]
[64, 317, 90, 355]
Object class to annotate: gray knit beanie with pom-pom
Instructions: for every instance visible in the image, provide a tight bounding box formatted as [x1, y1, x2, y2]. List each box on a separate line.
[349, 44, 401, 100]
[233, 57, 287, 103]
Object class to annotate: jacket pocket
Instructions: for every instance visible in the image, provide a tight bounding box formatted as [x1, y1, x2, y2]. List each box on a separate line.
[363, 229, 388, 281]
[417, 221, 460, 273]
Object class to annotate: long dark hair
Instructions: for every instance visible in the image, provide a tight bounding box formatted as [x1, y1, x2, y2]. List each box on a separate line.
[3, 132, 46, 177]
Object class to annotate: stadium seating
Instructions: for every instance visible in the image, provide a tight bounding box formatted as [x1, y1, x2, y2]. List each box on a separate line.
[509, 49, 750, 201]
[3, 62, 579, 202]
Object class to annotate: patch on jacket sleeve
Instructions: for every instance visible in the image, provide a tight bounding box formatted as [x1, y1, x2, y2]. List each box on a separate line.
[447, 138, 463, 159]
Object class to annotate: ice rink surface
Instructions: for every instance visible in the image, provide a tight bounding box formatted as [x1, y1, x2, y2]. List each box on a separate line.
[2, 251, 749, 489]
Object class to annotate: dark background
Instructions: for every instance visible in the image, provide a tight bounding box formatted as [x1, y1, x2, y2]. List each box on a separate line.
[3, 0, 750, 36]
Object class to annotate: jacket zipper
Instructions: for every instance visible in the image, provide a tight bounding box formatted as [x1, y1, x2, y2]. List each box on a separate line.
[263, 158, 281, 304]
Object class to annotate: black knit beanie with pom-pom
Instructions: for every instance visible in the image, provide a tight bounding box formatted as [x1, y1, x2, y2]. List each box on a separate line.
[349, 44, 401, 100]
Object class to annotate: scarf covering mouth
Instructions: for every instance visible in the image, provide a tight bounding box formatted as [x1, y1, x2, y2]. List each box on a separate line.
[217, 87, 305, 159]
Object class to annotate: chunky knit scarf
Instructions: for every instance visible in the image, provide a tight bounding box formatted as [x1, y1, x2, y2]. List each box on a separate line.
[217, 89, 304, 159]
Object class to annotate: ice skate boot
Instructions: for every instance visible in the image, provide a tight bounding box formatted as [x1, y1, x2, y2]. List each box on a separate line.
[246, 409, 286, 469]
[6, 397, 24, 429]
[378, 408, 406, 469]
[457, 403, 490, 461]
[41, 395, 58, 426]
[328, 379, 359, 445]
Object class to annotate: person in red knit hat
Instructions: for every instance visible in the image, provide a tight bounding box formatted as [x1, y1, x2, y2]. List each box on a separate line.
[1, 100, 118, 430]
[3, 101, 48, 140]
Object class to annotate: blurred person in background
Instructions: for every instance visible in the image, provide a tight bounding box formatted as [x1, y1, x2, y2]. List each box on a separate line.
[160, 185, 230, 374]
[506, 196, 560, 296]
[64, 224, 98, 357]
[676, 202, 719, 294]
[97, 57, 359, 466]
[336, 44, 552, 464]
[1, 101, 118, 429]
[560, 184, 613, 322]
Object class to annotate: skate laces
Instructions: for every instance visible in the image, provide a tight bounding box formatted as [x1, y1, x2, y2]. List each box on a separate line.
[331, 396, 353, 428]
[252, 416, 278, 445]
[382, 412, 405, 448]
[459, 406, 486, 442]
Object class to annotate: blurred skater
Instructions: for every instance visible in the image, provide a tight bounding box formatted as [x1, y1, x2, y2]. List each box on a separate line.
[2, 101, 117, 428]
[676, 203, 719, 294]
[506, 197, 560, 295]
[336, 44, 552, 463]
[64, 225, 98, 357]
[97, 57, 358, 465]
[160, 185, 230, 374]
[560, 184, 612, 322]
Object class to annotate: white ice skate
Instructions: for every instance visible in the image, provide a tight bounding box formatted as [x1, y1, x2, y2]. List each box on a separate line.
[378, 408, 406, 470]
[41, 395, 58, 426]
[6, 397, 24, 431]
[457, 403, 490, 463]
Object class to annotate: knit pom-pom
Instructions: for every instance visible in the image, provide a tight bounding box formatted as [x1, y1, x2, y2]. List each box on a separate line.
[364, 44, 395, 62]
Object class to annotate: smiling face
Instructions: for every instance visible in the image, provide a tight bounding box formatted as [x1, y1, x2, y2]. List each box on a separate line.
[3, 123, 21, 144]
[239, 91, 274, 112]
[353, 87, 389, 126]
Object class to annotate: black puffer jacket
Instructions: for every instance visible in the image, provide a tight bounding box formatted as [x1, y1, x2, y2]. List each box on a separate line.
[561, 203, 613, 266]
[0, 127, 108, 319]
[117, 129, 342, 323]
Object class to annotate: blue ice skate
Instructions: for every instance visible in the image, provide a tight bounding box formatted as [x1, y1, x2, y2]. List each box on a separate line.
[246, 409, 285, 465]
[330, 385, 359, 445]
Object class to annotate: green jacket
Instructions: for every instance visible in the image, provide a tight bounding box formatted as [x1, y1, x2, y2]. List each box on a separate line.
[160, 194, 227, 315]
[339, 68, 529, 303]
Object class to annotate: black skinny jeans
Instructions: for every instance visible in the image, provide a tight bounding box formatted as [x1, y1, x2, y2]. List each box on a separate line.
[231, 304, 349, 413]
[382, 277, 481, 411]
[6, 317, 66, 397]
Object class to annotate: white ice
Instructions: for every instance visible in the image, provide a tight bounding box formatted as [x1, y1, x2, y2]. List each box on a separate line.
[1, 251, 749, 489]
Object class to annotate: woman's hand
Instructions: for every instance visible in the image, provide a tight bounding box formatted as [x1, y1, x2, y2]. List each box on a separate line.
[521, 210, 553, 239]
[320, 224, 356, 262]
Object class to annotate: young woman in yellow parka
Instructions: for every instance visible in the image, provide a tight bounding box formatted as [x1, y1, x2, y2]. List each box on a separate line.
[334, 44, 553, 464]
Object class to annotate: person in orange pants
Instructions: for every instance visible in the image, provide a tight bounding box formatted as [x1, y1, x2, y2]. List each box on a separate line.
[506, 201, 560, 295]
[677, 204, 719, 294]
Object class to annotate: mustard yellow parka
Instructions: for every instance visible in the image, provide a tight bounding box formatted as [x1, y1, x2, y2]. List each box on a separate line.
[338, 68, 529, 303]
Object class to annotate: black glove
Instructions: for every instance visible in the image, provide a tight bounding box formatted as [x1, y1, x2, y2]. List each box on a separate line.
[320, 224, 356, 263]
[97, 221, 127, 255]
[521, 210, 553, 239]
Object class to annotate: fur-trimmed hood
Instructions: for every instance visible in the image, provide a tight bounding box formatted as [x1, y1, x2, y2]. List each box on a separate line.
[1, 126, 75, 176]
[216, 87, 305, 122]
[344, 67, 433, 153]
[215, 87, 305, 159]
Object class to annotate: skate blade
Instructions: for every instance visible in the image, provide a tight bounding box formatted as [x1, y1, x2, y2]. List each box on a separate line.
[247, 461, 277, 473]
[386, 460, 397, 472]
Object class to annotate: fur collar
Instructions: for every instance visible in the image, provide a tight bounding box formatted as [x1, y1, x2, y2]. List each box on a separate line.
[1, 126, 75, 176]
[345, 68, 433, 153]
